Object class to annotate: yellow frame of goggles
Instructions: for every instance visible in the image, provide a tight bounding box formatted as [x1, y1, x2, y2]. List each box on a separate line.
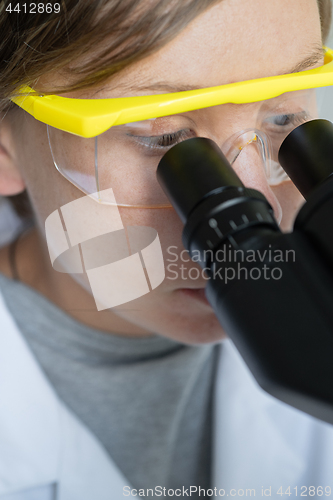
[11, 47, 333, 139]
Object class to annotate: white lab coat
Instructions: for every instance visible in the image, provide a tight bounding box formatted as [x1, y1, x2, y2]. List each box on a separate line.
[1, 290, 333, 500]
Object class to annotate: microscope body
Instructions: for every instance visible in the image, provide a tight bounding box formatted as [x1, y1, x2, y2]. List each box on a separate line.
[205, 175, 333, 425]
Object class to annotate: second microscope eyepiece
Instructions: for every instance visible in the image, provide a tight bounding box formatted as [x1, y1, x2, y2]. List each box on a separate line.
[278, 119, 333, 198]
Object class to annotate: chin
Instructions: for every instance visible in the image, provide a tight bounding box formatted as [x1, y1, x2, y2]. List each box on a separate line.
[160, 311, 226, 344]
[128, 292, 227, 345]
[111, 282, 228, 344]
[160, 291, 227, 344]
[164, 318, 227, 345]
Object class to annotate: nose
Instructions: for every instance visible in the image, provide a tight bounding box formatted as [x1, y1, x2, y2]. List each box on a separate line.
[229, 140, 283, 224]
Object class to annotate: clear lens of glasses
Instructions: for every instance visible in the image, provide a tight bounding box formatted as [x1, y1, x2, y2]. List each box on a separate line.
[47, 86, 331, 207]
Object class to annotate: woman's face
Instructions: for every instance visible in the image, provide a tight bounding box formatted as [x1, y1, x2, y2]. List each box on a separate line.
[5, 0, 323, 343]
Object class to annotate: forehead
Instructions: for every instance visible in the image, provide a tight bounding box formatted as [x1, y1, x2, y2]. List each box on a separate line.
[91, 0, 322, 98]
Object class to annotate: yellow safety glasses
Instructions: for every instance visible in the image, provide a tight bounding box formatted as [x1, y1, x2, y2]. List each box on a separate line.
[9, 46, 333, 209]
[11, 47, 333, 138]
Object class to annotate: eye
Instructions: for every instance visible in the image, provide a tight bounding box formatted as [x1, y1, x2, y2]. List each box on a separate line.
[266, 111, 309, 129]
[272, 115, 294, 126]
[128, 129, 195, 153]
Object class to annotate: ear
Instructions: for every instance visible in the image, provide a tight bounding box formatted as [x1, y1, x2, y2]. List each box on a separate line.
[0, 114, 26, 196]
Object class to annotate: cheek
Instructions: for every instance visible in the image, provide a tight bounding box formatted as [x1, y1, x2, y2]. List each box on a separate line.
[16, 116, 87, 228]
[16, 113, 185, 264]
[118, 206, 185, 265]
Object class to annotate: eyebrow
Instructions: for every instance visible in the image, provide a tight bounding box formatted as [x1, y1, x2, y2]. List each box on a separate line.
[288, 44, 325, 73]
[94, 45, 325, 96]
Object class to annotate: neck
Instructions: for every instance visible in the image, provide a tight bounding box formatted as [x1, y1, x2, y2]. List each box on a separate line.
[0, 226, 153, 337]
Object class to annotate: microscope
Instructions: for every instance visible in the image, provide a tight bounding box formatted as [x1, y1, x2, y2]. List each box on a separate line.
[157, 119, 333, 426]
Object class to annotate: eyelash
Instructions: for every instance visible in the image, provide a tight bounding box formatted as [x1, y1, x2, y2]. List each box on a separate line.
[129, 129, 194, 151]
[268, 111, 309, 128]
[127, 111, 309, 152]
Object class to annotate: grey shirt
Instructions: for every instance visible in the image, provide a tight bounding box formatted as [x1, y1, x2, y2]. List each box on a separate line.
[0, 273, 219, 494]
